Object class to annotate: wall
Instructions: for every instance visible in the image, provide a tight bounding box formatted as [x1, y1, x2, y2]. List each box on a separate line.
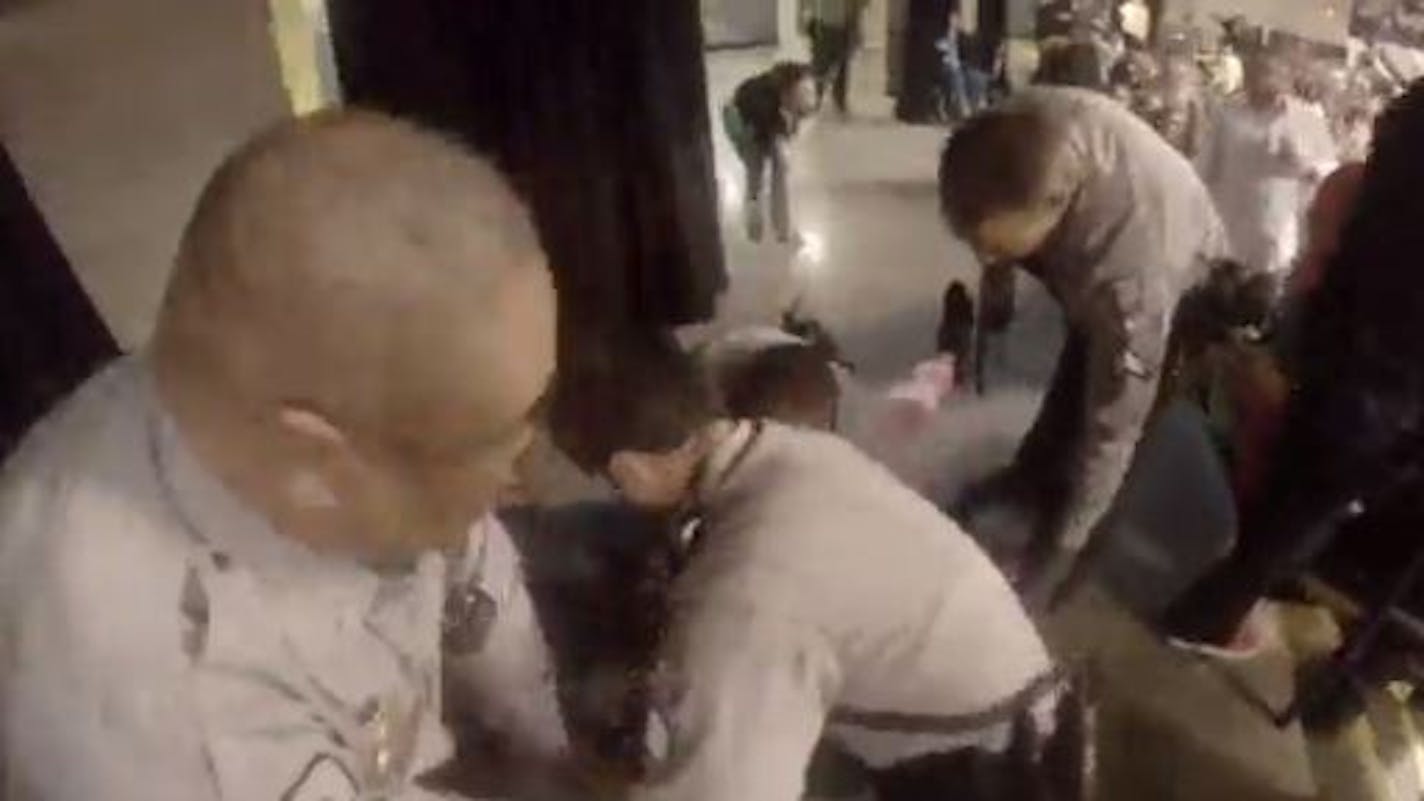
[1158, 0, 1352, 45]
[704, 0, 779, 47]
[0, 0, 290, 347]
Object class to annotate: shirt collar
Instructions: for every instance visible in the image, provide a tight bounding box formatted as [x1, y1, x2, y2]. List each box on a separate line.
[693, 420, 763, 506]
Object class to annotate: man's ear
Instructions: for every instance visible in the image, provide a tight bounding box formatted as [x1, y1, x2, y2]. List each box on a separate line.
[607, 450, 655, 492]
[277, 405, 349, 450]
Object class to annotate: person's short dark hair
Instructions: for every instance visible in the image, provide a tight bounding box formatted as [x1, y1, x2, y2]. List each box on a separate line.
[938, 107, 1068, 234]
[550, 330, 716, 473]
[769, 61, 813, 92]
[721, 344, 839, 430]
[780, 307, 849, 368]
[1176, 259, 1277, 349]
[1034, 42, 1107, 90]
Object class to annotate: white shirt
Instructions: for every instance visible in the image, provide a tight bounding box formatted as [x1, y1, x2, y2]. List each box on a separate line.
[0, 358, 564, 800]
[1200, 96, 1338, 276]
[635, 423, 1052, 801]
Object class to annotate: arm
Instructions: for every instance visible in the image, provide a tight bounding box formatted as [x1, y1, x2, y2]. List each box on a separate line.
[634, 602, 839, 801]
[1026, 277, 1171, 601]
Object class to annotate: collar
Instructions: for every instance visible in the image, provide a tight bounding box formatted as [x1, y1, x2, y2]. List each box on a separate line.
[693, 419, 765, 507]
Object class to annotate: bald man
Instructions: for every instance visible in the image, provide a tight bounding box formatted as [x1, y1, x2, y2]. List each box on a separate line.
[0, 111, 563, 799]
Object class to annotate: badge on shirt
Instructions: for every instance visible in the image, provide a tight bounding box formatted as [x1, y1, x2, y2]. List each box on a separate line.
[282, 754, 358, 801]
[442, 582, 498, 656]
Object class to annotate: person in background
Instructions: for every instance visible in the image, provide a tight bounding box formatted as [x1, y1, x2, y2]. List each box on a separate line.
[1163, 81, 1424, 657]
[943, 87, 1229, 609]
[1117, 0, 1151, 48]
[1199, 53, 1338, 277]
[803, 0, 871, 115]
[552, 333, 1078, 801]
[1152, 55, 1209, 159]
[1034, 38, 1109, 91]
[1036, 0, 1076, 42]
[723, 62, 819, 244]
[0, 111, 570, 799]
[898, 0, 955, 122]
[938, 9, 974, 121]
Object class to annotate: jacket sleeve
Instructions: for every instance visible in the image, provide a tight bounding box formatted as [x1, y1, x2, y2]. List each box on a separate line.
[1052, 276, 1171, 552]
[634, 600, 839, 801]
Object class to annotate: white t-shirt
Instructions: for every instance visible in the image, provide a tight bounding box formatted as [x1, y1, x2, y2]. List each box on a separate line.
[1200, 96, 1338, 275]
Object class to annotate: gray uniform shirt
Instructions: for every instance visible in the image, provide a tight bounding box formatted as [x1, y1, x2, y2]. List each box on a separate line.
[635, 423, 1052, 801]
[0, 358, 564, 800]
[1007, 87, 1229, 552]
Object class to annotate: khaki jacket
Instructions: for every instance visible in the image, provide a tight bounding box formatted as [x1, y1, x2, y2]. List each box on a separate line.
[1009, 87, 1229, 553]
[635, 423, 1051, 801]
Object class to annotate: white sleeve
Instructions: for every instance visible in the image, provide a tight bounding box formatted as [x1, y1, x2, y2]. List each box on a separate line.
[0, 481, 219, 801]
[443, 518, 568, 761]
[634, 601, 840, 801]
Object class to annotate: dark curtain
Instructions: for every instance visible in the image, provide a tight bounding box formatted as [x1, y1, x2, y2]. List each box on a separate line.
[328, 0, 726, 342]
[0, 144, 118, 457]
[896, 0, 951, 122]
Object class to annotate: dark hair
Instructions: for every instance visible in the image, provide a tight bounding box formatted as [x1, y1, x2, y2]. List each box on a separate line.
[1034, 42, 1108, 91]
[780, 307, 848, 368]
[1176, 259, 1276, 349]
[550, 330, 716, 473]
[722, 344, 839, 429]
[768, 61, 813, 92]
[938, 107, 1067, 233]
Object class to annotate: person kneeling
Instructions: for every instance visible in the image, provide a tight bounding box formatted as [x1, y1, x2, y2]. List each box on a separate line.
[554, 333, 1088, 801]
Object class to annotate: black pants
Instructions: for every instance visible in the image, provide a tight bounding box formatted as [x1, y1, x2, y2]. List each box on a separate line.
[1013, 330, 1089, 553]
[872, 749, 996, 801]
[896, 0, 951, 122]
[808, 22, 854, 112]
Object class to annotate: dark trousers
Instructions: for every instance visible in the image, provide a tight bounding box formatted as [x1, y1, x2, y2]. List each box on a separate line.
[1014, 330, 1089, 552]
[722, 105, 791, 242]
[808, 22, 854, 112]
[872, 749, 996, 801]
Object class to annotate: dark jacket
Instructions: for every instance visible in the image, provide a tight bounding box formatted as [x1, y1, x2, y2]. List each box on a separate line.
[733, 72, 794, 147]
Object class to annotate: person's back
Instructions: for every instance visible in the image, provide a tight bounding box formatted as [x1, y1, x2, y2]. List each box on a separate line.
[732, 71, 792, 146]
[678, 422, 1051, 734]
[559, 335, 1056, 800]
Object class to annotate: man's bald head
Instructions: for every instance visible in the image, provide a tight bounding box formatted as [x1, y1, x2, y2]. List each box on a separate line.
[156, 110, 546, 440]
[153, 110, 555, 562]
